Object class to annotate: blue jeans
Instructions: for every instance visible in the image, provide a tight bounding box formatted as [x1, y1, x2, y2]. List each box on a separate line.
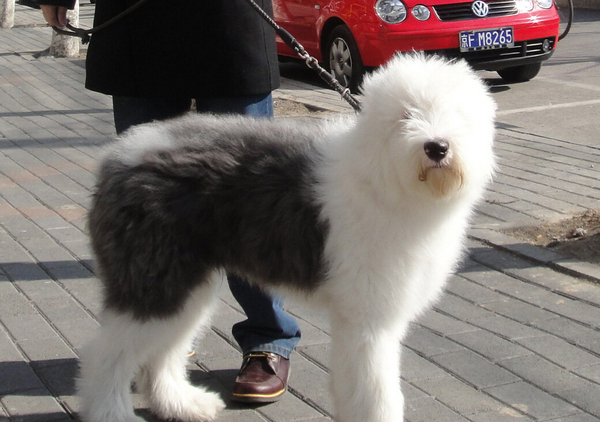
[112, 94, 301, 359]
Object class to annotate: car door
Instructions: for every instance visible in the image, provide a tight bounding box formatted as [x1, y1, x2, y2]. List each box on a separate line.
[273, 0, 322, 53]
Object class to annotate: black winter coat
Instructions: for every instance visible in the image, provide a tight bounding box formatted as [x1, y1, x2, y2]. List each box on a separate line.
[41, 0, 280, 98]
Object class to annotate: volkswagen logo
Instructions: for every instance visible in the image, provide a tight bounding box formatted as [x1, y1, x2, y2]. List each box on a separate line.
[472, 0, 489, 17]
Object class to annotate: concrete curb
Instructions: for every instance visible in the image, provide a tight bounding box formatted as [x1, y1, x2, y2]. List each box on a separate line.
[469, 228, 600, 284]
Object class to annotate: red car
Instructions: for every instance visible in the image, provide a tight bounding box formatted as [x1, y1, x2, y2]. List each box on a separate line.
[273, 0, 561, 91]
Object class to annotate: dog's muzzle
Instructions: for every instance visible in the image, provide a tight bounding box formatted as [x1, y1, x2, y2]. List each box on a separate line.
[424, 139, 449, 163]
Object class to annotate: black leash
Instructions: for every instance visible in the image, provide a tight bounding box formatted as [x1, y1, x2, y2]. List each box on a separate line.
[51, 0, 362, 112]
[51, 0, 153, 44]
[242, 0, 362, 112]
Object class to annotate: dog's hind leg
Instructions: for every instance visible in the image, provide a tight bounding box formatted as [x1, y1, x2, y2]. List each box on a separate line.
[329, 313, 406, 422]
[78, 276, 224, 422]
[77, 309, 154, 422]
[135, 278, 225, 422]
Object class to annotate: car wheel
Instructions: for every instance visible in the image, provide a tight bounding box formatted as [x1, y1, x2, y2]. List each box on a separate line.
[497, 62, 542, 83]
[325, 25, 365, 94]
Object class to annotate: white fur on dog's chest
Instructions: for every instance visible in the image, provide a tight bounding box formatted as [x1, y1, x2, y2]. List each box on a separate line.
[319, 202, 466, 323]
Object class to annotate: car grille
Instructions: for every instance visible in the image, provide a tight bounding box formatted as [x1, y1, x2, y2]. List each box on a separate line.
[433, 0, 518, 21]
[432, 37, 556, 67]
[461, 37, 555, 64]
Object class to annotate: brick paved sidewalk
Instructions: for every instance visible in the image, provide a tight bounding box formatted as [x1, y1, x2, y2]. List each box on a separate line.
[2, 4, 600, 422]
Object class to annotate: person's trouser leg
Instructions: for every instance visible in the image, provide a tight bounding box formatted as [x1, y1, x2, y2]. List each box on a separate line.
[195, 93, 301, 358]
[196, 93, 299, 402]
[227, 274, 301, 359]
[112, 96, 192, 135]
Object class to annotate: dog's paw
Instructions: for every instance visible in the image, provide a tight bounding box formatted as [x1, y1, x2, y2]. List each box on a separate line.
[152, 387, 225, 422]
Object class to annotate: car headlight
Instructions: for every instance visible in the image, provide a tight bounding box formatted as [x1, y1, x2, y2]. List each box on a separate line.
[375, 0, 407, 24]
[412, 4, 431, 20]
[535, 0, 553, 8]
[516, 0, 534, 11]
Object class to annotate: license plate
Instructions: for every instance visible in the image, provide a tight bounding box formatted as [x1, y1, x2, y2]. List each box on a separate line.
[459, 27, 514, 52]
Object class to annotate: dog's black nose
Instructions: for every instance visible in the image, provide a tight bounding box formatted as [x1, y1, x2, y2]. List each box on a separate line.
[424, 140, 449, 162]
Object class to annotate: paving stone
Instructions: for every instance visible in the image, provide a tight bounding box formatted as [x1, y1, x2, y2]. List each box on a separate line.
[469, 314, 545, 341]
[405, 396, 469, 422]
[1, 392, 71, 422]
[558, 383, 600, 418]
[480, 296, 562, 325]
[447, 330, 532, 363]
[515, 335, 599, 370]
[411, 375, 506, 416]
[257, 389, 326, 422]
[30, 358, 78, 397]
[7, 313, 78, 362]
[18, 236, 75, 266]
[401, 348, 449, 382]
[0, 355, 47, 396]
[484, 381, 581, 420]
[499, 354, 590, 395]
[209, 410, 268, 422]
[402, 380, 429, 402]
[572, 363, 600, 384]
[445, 275, 505, 305]
[467, 407, 533, 422]
[431, 350, 519, 389]
[192, 330, 242, 365]
[293, 317, 331, 347]
[434, 294, 495, 322]
[0, 213, 47, 241]
[416, 309, 479, 337]
[555, 280, 600, 307]
[297, 342, 330, 370]
[285, 353, 332, 416]
[545, 413, 600, 422]
[0, 280, 38, 318]
[530, 317, 600, 355]
[541, 295, 600, 328]
[404, 325, 466, 357]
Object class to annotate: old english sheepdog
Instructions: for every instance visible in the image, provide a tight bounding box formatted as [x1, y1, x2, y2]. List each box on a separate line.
[79, 54, 496, 422]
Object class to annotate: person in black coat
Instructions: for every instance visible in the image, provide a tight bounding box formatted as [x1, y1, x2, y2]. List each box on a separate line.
[38, 0, 300, 404]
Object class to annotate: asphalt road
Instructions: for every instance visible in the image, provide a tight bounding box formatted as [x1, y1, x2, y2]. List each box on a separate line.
[279, 9, 600, 149]
[487, 8, 600, 148]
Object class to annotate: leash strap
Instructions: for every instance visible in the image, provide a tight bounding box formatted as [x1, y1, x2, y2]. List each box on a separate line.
[243, 0, 362, 112]
[52, 0, 153, 44]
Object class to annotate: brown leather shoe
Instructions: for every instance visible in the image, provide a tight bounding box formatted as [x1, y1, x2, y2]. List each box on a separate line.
[231, 352, 290, 403]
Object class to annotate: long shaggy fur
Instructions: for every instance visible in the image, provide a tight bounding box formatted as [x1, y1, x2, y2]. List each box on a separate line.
[80, 53, 496, 422]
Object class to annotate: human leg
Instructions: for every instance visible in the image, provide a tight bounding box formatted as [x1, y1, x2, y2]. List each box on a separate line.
[195, 93, 301, 402]
[194, 93, 274, 118]
[228, 275, 300, 359]
[196, 93, 301, 358]
[112, 96, 192, 135]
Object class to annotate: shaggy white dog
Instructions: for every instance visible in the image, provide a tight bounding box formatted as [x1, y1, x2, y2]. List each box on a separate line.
[79, 53, 496, 422]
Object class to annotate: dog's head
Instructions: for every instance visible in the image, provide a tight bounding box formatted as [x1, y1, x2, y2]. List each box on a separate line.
[356, 53, 496, 202]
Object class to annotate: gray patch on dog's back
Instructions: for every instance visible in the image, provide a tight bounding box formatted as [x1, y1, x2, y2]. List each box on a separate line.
[89, 115, 330, 320]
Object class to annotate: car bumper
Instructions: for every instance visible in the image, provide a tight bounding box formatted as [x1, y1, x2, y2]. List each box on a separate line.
[354, 10, 560, 69]
[433, 36, 556, 71]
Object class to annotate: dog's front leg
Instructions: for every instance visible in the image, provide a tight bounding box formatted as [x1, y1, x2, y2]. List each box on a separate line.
[329, 312, 405, 422]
